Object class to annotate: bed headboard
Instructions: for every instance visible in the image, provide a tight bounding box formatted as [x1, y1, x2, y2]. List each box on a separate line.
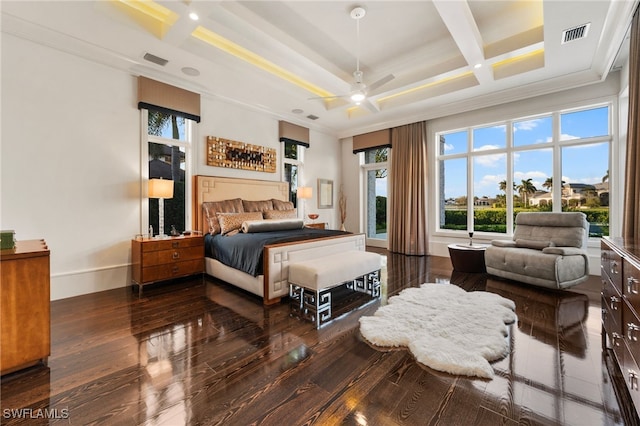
[193, 175, 290, 234]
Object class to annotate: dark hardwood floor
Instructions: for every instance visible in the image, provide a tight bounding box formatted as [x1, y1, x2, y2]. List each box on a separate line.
[1, 250, 636, 425]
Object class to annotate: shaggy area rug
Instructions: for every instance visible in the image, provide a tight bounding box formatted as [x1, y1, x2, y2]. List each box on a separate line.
[359, 284, 516, 379]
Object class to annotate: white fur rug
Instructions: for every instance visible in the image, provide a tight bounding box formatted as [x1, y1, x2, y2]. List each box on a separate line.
[359, 284, 516, 379]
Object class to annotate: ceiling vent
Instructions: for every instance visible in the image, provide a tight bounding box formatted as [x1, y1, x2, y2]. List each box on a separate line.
[561, 23, 590, 44]
[143, 52, 169, 66]
[306, 114, 319, 120]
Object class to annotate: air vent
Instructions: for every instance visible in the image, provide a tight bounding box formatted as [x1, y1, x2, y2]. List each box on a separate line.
[306, 114, 319, 120]
[143, 53, 169, 66]
[561, 23, 590, 44]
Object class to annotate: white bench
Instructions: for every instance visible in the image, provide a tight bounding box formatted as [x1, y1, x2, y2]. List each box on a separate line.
[288, 250, 382, 327]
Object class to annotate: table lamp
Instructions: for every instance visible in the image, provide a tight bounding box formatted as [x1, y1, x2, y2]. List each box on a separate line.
[149, 178, 174, 238]
[296, 186, 313, 221]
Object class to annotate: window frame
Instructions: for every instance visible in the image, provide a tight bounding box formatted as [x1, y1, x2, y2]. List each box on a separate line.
[281, 140, 305, 211]
[434, 102, 613, 241]
[360, 147, 391, 248]
[140, 109, 195, 235]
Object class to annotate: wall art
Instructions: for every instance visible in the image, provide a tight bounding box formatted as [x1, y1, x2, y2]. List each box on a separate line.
[206, 136, 276, 173]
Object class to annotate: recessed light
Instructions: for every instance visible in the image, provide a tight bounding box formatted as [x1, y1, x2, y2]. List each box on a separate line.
[182, 67, 200, 76]
[189, 12, 199, 21]
[474, 63, 482, 69]
[292, 108, 304, 114]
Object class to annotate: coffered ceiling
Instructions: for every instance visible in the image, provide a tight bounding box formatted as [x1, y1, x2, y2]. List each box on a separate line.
[1, 1, 637, 137]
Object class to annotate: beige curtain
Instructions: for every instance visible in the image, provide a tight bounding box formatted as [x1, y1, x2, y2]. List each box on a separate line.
[389, 122, 428, 255]
[623, 7, 640, 242]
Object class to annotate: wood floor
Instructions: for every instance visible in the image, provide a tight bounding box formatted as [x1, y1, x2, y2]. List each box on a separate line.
[1, 250, 637, 425]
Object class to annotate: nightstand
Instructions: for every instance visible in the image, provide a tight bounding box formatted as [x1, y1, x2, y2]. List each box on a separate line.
[131, 234, 204, 296]
[305, 223, 326, 229]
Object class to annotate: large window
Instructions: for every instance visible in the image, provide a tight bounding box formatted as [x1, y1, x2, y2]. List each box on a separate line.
[437, 104, 611, 237]
[362, 148, 389, 245]
[145, 110, 193, 235]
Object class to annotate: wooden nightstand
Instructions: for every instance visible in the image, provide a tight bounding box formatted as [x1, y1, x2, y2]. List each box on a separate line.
[305, 223, 326, 229]
[1, 239, 50, 375]
[131, 234, 204, 295]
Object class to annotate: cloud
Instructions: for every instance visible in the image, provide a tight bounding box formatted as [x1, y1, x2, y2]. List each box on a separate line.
[514, 119, 543, 131]
[444, 143, 454, 152]
[474, 145, 505, 168]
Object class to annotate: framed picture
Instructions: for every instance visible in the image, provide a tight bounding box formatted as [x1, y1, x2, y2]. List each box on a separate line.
[317, 179, 333, 209]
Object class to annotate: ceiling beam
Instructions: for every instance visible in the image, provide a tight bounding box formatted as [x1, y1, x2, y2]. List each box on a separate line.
[432, 0, 493, 84]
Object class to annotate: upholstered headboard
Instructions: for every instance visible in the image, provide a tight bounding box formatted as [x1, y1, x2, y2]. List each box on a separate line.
[193, 175, 289, 234]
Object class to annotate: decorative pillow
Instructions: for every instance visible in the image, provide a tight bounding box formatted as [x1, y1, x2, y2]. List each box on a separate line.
[271, 199, 295, 211]
[242, 199, 273, 212]
[203, 198, 244, 235]
[263, 209, 297, 219]
[241, 218, 304, 233]
[216, 212, 263, 235]
[515, 239, 555, 250]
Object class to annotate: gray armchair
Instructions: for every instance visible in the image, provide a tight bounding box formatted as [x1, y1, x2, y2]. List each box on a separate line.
[485, 212, 590, 289]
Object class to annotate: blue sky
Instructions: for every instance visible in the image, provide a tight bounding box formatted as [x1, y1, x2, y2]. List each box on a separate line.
[443, 106, 609, 199]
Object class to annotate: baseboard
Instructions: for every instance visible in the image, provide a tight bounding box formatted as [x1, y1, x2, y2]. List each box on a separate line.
[50, 264, 131, 300]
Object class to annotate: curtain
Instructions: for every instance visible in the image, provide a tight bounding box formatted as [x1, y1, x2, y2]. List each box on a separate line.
[623, 7, 640, 242]
[389, 122, 428, 255]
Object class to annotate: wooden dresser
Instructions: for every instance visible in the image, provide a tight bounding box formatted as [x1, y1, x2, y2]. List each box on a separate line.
[601, 236, 640, 418]
[1, 239, 50, 375]
[131, 234, 204, 295]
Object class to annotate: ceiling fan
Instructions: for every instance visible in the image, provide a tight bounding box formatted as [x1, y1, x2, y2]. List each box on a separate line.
[310, 7, 395, 108]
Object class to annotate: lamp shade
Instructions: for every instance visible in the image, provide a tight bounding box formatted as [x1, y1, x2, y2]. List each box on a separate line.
[296, 186, 312, 199]
[148, 178, 174, 199]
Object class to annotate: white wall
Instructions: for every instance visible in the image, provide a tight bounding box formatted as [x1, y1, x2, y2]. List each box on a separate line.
[1, 34, 140, 300]
[195, 97, 343, 228]
[1, 34, 342, 300]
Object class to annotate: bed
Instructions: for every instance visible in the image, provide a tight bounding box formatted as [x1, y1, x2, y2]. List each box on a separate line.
[193, 175, 367, 305]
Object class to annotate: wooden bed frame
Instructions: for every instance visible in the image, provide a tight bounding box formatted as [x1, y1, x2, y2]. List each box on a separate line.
[193, 175, 366, 305]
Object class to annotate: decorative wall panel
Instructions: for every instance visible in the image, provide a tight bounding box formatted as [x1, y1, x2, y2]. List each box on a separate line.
[206, 136, 276, 173]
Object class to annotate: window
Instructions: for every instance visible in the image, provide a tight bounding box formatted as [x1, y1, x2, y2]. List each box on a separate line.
[282, 140, 304, 206]
[362, 148, 389, 245]
[437, 104, 611, 237]
[144, 110, 193, 235]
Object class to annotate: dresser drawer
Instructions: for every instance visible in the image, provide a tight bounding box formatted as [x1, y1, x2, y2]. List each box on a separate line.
[601, 239, 623, 293]
[620, 339, 640, 419]
[603, 276, 622, 329]
[140, 259, 204, 283]
[623, 299, 640, 368]
[142, 246, 203, 267]
[624, 258, 640, 307]
[140, 237, 203, 252]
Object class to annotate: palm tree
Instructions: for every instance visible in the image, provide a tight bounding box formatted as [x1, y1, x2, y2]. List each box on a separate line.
[542, 177, 553, 192]
[516, 178, 537, 207]
[602, 169, 609, 183]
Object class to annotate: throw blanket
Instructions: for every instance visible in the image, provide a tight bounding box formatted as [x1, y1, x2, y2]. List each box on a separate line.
[205, 228, 349, 276]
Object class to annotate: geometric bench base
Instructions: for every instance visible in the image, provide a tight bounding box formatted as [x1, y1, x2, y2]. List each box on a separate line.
[288, 250, 382, 328]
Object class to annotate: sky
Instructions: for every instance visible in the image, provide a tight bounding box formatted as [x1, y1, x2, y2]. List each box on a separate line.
[442, 106, 609, 199]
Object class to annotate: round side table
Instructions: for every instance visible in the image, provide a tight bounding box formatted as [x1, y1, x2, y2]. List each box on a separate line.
[447, 243, 489, 273]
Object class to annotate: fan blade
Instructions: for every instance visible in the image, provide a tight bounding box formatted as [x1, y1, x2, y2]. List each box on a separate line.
[360, 99, 380, 113]
[367, 74, 395, 92]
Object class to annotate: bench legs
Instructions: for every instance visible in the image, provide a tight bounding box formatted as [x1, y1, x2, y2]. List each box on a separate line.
[346, 270, 381, 298]
[289, 269, 381, 328]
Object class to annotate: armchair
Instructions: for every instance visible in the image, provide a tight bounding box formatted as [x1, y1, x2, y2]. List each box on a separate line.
[485, 212, 590, 289]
